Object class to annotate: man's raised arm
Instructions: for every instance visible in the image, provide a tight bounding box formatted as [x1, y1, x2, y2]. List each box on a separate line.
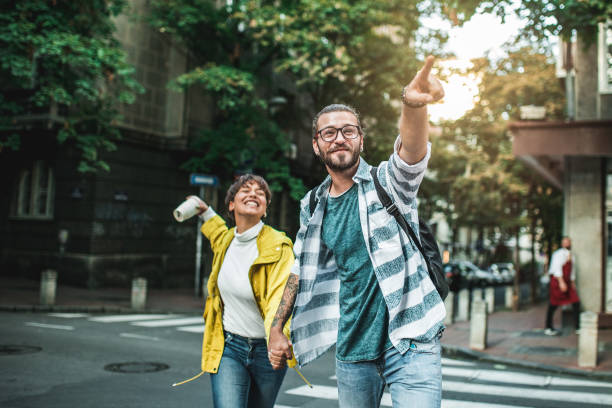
[398, 56, 444, 164]
[267, 273, 299, 369]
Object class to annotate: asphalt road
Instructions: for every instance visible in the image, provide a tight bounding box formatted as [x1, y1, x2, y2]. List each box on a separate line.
[2, 312, 611, 408]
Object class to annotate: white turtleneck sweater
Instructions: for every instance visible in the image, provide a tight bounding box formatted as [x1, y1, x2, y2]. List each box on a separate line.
[201, 208, 266, 338]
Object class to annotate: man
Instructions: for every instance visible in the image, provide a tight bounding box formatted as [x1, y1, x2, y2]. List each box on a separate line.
[545, 236, 580, 336]
[268, 56, 446, 408]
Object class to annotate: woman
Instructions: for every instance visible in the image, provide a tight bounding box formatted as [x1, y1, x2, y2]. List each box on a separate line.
[185, 174, 296, 407]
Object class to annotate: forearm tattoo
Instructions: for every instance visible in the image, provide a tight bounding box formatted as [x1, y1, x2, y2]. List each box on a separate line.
[271, 274, 299, 329]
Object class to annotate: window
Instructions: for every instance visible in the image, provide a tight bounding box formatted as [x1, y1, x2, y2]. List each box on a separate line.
[12, 160, 55, 219]
[599, 20, 612, 94]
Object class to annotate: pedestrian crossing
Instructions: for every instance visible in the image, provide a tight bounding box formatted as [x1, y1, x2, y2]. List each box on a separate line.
[42, 313, 612, 408]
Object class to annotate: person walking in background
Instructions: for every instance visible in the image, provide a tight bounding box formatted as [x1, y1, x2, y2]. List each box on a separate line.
[545, 236, 581, 336]
[268, 56, 446, 408]
[184, 174, 295, 408]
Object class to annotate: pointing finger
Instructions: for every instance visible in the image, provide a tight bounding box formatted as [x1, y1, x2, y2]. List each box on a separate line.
[416, 55, 435, 84]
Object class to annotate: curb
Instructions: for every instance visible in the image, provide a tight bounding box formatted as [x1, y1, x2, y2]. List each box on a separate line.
[0, 304, 201, 315]
[442, 344, 612, 381]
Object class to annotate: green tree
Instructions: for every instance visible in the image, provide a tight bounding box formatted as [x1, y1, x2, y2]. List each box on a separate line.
[422, 45, 565, 261]
[0, 0, 143, 172]
[147, 0, 446, 198]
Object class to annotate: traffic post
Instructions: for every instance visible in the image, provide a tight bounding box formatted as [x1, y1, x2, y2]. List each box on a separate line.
[190, 173, 219, 297]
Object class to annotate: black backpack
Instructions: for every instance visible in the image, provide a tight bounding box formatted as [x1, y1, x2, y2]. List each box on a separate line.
[308, 167, 449, 300]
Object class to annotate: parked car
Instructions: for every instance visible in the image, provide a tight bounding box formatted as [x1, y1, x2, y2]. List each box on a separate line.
[487, 262, 516, 284]
[444, 261, 502, 291]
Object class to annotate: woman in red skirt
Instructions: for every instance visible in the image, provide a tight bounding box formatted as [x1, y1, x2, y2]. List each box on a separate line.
[545, 236, 580, 335]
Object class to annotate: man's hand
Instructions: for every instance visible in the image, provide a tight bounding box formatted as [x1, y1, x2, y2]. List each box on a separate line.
[401, 56, 445, 108]
[187, 195, 208, 215]
[268, 327, 292, 370]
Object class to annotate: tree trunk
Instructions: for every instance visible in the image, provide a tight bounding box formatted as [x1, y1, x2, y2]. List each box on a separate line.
[513, 226, 520, 311]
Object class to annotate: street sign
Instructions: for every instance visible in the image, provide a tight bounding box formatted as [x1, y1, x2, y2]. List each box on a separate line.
[189, 173, 219, 187]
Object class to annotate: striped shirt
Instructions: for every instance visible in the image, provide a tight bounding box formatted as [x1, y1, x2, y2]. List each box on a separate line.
[290, 138, 446, 367]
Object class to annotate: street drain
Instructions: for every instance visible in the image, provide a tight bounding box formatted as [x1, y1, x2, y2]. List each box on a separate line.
[0, 345, 42, 355]
[104, 362, 169, 373]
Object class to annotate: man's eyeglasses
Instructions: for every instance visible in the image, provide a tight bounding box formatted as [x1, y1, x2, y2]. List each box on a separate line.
[316, 125, 361, 142]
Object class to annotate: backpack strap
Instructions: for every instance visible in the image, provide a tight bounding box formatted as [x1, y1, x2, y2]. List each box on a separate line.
[369, 166, 425, 257]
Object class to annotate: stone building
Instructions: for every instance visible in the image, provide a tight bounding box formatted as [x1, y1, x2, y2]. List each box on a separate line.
[0, 0, 311, 289]
[509, 22, 612, 325]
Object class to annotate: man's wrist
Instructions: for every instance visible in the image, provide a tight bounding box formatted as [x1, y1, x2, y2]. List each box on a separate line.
[401, 86, 426, 109]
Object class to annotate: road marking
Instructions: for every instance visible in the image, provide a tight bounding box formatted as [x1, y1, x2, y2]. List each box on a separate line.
[176, 325, 204, 333]
[120, 333, 160, 341]
[443, 380, 612, 405]
[285, 385, 530, 408]
[442, 366, 612, 388]
[132, 317, 203, 327]
[48, 313, 90, 318]
[25, 322, 74, 330]
[89, 314, 177, 323]
[441, 357, 476, 366]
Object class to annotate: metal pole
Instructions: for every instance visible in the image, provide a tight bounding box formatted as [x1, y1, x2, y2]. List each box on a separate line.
[195, 185, 204, 297]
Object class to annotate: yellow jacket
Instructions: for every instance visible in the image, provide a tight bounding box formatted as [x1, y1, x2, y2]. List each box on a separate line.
[200, 215, 296, 373]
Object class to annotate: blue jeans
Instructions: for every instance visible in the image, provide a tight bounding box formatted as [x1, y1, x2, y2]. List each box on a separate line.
[336, 337, 442, 408]
[210, 331, 287, 408]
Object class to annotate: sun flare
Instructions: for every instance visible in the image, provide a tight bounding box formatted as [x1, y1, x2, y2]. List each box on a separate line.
[429, 59, 480, 123]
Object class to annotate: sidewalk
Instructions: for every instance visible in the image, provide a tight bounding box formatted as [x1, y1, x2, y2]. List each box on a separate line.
[2, 276, 612, 379]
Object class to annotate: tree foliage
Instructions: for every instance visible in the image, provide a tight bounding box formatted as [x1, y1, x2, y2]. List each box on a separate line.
[0, 0, 143, 172]
[147, 0, 444, 198]
[421, 45, 565, 260]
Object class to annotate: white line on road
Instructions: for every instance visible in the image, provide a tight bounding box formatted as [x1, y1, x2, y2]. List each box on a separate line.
[441, 358, 476, 366]
[285, 385, 532, 408]
[442, 366, 612, 389]
[120, 332, 160, 341]
[47, 313, 90, 318]
[176, 325, 204, 333]
[25, 322, 74, 330]
[443, 380, 612, 405]
[132, 317, 203, 327]
[88, 314, 177, 323]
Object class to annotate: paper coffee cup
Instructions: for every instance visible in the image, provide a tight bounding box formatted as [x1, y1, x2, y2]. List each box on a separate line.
[173, 197, 200, 222]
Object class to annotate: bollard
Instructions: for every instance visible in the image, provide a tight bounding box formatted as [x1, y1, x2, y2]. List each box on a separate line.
[456, 288, 470, 322]
[131, 277, 147, 311]
[578, 311, 598, 368]
[469, 299, 488, 350]
[40, 269, 58, 306]
[472, 287, 483, 301]
[504, 286, 514, 309]
[485, 287, 495, 314]
[444, 291, 455, 325]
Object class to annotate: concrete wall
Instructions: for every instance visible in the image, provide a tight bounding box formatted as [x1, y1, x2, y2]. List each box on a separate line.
[575, 37, 599, 120]
[565, 157, 604, 313]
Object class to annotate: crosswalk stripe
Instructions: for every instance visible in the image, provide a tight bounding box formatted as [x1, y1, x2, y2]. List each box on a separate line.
[443, 366, 612, 389]
[131, 317, 203, 327]
[48, 313, 90, 318]
[443, 380, 612, 405]
[176, 325, 205, 333]
[441, 357, 476, 366]
[89, 314, 176, 323]
[120, 332, 160, 341]
[285, 385, 532, 408]
[25, 322, 74, 330]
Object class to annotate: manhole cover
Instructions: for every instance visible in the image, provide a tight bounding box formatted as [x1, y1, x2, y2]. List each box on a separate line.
[104, 362, 169, 373]
[0, 345, 42, 355]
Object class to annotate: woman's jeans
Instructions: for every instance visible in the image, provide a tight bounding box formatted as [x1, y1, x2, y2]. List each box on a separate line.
[336, 337, 442, 408]
[210, 331, 287, 408]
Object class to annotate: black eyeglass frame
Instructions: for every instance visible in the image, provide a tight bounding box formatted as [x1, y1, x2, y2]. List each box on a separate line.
[315, 124, 363, 142]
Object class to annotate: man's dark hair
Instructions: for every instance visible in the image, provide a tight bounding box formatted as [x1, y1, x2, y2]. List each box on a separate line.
[224, 174, 272, 222]
[311, 104, 364, 138]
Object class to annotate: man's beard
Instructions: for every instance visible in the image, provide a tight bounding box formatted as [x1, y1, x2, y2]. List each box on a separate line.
[319, 145, 360, 171]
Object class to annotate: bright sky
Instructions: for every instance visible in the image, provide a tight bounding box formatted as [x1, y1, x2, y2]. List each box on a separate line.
[421, 11, 524, 122]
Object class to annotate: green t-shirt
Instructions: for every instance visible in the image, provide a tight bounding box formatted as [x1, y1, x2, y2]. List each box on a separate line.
[321, 183, 393, 361]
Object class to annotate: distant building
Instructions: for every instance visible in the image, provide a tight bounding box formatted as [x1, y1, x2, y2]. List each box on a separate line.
[509, 22, 612, 324]
[0, 0, 309, 289]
